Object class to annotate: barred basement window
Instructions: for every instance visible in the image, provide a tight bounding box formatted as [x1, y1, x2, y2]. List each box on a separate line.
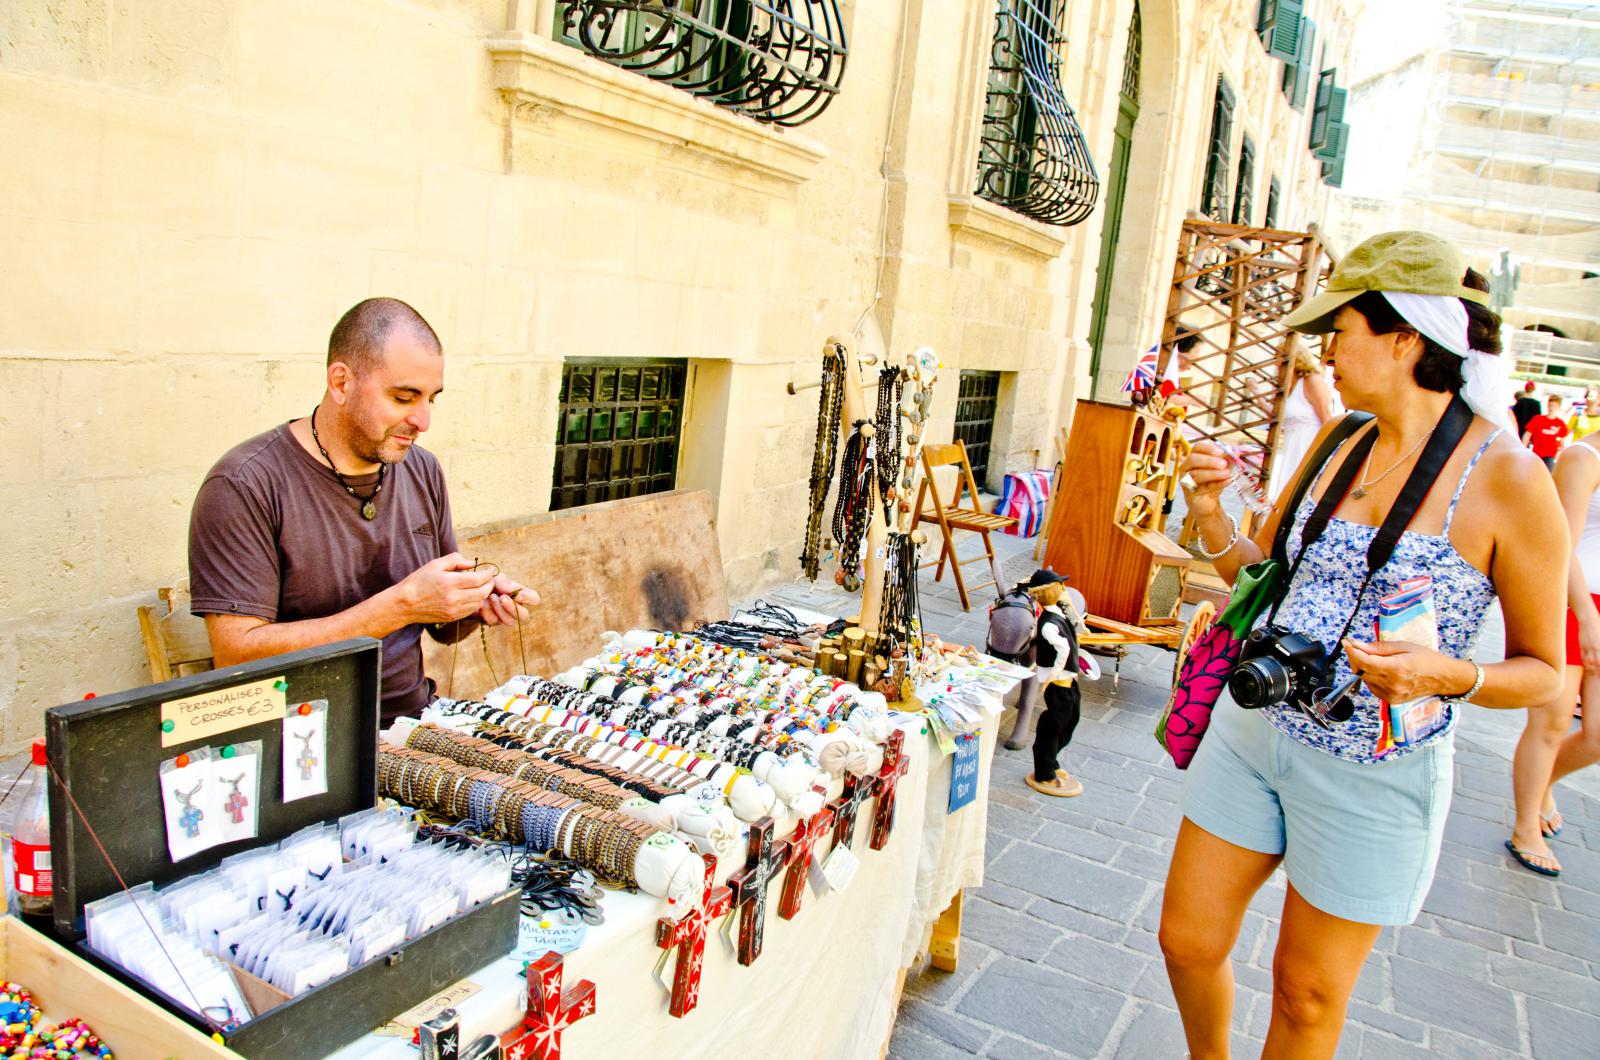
[551, 360, 686, 512]
[556, 1, 848, 127]
[1200, 75, 1235, 223]
[1233, 135, 1255, 226]
[975, 0, 1099, 226]
[954, 371, 1002, 487]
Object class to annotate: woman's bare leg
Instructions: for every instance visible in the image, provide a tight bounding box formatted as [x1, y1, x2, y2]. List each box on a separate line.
[1160, 818, 1282, 1059]
[1261, 884, 1382, 1060]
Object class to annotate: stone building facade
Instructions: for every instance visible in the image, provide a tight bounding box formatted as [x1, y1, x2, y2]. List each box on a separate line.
[0, 0, 1355, 743]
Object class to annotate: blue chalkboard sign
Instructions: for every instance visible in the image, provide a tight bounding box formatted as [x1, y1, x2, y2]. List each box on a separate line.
[948, 731, 981, 813]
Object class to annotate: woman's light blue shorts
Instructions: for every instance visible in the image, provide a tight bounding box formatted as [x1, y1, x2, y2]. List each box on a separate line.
[1181, 694, 1453, 925]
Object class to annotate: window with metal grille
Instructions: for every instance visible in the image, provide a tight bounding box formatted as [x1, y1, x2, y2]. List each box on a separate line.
[1232, 135, 1255, 226]
[1200, 76, 1235, 223]
[551, 360, 686, 512]
[1121, 2, 1141, 102]
[1265, 176, 1281, 229]
[954, 371, 1002, 487]
[554, 1, 848, 127]
[975, 0, 1099, 226]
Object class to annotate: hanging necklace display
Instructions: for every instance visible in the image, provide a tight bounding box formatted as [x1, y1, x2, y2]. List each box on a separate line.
[831, 420, 875, 592]
[878, 347, 940, 679]
[800, 345, 847, 580]
[873, 364, 905, 521]
[310, 404, 387, 520]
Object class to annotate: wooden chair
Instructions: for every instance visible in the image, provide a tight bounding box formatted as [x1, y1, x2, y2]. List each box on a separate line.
[912, 441, 1018, 611]
[137, 579, 215, 683]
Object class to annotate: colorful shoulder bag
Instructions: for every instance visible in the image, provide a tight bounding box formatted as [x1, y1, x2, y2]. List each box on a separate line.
[1156, 412, 1373, 768]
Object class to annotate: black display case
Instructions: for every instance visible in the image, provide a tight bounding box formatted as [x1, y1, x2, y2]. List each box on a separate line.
[45, 638, 519, 1060]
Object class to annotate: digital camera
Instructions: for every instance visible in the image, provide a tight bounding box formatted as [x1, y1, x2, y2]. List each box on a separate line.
[1228, 625, 1356, 723]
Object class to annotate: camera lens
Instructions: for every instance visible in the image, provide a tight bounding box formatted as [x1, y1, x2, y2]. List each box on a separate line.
[1230, 657, 1292, 710]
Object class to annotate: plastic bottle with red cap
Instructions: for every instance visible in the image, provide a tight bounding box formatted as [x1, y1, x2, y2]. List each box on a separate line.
[10, 741, 52, 915]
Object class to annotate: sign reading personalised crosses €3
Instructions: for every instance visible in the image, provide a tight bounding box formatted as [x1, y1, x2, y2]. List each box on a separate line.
[948, 731, 981, 814]
[160, 675, 286, 747]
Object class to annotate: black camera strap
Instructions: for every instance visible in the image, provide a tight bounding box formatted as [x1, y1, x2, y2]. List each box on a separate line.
[1269, 393, 1476, 639]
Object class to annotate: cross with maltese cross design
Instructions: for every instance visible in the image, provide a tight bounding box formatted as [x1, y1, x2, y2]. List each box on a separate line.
[720, 815, 791, 965]
[654, 852, 733, 1018]
[829, 770, 878, 851]
[869, 729, 911, 851]
[501, 950, 596, 1060]
[778, 800, 834, 920]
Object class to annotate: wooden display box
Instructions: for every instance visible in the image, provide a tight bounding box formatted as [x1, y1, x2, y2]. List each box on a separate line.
[44, 639, 519, 1060]
[0, 915, 238, 1059]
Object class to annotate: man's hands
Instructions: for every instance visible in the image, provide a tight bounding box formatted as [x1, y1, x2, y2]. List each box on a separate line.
[397, 554, 498, 625]
[479, 573, 539, 626]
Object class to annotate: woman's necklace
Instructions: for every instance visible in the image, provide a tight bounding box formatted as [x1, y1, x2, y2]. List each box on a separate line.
[1351, 428, 1434, 500]
[310, 405, 386, 520]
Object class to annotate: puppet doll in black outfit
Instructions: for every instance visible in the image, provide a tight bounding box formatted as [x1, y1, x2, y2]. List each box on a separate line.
[1023, 569, 1085, 798]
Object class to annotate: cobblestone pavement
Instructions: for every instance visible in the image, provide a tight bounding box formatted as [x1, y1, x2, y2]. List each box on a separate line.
[747, 530, 1600, 1059]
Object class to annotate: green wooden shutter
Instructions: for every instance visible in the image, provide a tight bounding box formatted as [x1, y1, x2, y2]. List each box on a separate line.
[1287, 19, 1317, 109]
[1263, 0, 1303, 62]
[1315, 121, 1347, 162]
[1309, 68, 1337, 149]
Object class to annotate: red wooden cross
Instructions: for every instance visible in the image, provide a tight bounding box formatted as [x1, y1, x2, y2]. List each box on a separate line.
[501, 950, 596, 1060]
[654, 852, 733, 1017]
[829, 770, 878, 851]
[869, 729, 911, 851]
[778, 800, 834, 920]
[724, 815, 792, 965]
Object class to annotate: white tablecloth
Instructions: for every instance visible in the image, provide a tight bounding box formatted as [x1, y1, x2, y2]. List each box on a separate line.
[332, 707, 999, 1059]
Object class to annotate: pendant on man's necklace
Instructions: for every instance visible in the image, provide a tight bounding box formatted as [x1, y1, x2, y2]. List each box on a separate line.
[1349, 487, 1368, 500]
[362, 501, 377, 520]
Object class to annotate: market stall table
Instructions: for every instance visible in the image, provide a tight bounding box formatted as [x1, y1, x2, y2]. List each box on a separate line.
[332, 702, 1000, 1058]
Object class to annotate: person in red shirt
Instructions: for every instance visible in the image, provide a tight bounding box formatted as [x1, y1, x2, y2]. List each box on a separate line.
[1525, 393, 1570, 469]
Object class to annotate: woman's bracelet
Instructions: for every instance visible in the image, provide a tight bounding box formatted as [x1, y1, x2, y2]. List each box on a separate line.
[1195, 512, 1240, 561]
[1447, 660, 1485, 704]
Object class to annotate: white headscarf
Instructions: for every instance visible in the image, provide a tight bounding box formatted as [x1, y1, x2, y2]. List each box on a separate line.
[1381, 291, 1513, 434]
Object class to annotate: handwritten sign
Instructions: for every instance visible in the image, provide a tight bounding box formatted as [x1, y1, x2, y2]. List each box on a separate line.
[373, 980, 482, 1036]
[948, 731, 982, 814]
[509, 910, 588, 961]
[160, 676, 286, 747]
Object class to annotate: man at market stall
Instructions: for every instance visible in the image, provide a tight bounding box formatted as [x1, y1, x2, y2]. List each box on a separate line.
[187, 297, 537, 722]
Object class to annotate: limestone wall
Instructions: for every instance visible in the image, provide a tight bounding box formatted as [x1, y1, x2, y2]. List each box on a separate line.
[0, 0, 1356, 746]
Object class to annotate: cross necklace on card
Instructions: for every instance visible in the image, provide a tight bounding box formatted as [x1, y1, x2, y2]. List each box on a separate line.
[310, 404, 385, 520]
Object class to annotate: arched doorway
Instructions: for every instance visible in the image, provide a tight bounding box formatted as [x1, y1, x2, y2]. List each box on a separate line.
[1087, 2, 1142, 396]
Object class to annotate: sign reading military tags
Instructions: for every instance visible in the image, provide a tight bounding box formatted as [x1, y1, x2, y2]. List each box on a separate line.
[948, 731, 982, 814]
[160, 676, 287, 747]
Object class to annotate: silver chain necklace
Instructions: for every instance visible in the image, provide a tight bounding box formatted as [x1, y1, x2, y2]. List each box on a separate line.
[1351, 428, 1434, 500]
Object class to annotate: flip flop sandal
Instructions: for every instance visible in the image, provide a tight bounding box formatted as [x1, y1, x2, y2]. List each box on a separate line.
[1541, 810, 1564, 838]
[1025, 773, 1083, 798]
[1505, 838, 1561, 878]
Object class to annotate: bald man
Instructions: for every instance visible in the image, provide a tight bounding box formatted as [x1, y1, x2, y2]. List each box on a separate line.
[188, 298, 535, 722]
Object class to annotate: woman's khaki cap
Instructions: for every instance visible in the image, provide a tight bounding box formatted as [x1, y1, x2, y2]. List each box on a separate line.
[1284, 230, 1489, 334]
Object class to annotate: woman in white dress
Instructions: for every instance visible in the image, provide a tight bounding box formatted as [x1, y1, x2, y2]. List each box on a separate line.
[1270, 340, 1339, 500]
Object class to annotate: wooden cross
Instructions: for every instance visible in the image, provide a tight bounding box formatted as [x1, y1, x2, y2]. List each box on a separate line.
[829, 771, 878, 851]
[654, 853, 733, 1018]
[501, 950, 596, 1060]
[723, 816, 791, 965]
[778, 801, 834, 920]
[869, 729, 911, 851]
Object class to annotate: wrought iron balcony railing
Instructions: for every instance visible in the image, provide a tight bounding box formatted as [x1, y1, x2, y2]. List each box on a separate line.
[558, 1, 848, 128]
[975, 0, 1100, 226]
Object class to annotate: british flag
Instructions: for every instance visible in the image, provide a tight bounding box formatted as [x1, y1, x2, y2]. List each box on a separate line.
[1120, 345, 1161, 393]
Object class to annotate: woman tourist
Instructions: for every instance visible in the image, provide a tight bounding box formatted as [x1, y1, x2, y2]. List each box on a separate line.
[1507, 420, 1600, 877]
[1159, 232, 1565, 1059]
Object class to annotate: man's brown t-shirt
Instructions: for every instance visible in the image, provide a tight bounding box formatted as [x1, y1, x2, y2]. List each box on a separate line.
[188, 422, 459, 721]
